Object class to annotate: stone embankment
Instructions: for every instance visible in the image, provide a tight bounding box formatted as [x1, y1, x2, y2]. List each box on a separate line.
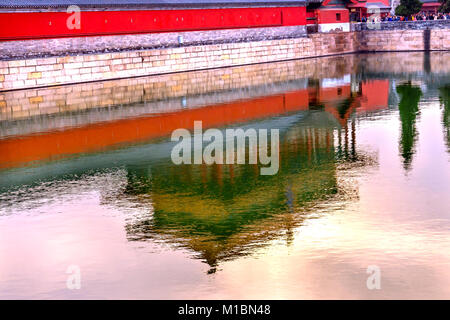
[0, 20, 448, 91]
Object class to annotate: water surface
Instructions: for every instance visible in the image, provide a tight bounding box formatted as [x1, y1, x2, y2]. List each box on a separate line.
[0, 52, 449, 299]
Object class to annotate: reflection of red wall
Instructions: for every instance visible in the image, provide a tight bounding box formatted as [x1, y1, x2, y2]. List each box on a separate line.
[0, 80, 391, 169]
[357, 80, 389, 113]
[284, 90, 310, 112]
[0, 89, 309, 169]
[322, 85, 354, 127]
[0, 7, 306, 41]
[319, 85, 351, 103]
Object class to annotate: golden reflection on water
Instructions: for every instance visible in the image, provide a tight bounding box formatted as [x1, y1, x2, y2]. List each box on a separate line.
[0, 52, 450, 299]
[122, 115, 371, 271]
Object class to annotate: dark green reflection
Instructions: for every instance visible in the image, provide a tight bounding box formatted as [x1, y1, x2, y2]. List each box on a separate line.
[440, 85, 450, 153]
[396, 82, 422, 171]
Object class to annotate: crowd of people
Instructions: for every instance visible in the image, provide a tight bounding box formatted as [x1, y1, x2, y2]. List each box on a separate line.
[355, 12, 450, 22]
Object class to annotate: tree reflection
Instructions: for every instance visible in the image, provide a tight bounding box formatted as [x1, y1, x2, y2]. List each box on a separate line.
[396, 82, 422, 171]
[440, 85, 450, 153]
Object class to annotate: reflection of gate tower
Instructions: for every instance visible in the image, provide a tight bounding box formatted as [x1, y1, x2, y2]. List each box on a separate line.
[124, 114, 340, 268]
[122, 77, 388, 268]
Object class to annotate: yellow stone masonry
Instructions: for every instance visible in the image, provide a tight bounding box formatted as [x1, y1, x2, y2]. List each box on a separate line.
[0, 54, 357, 121]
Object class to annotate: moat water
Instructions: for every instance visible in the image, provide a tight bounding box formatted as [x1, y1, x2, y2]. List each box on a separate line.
[0, 52, 449, 299]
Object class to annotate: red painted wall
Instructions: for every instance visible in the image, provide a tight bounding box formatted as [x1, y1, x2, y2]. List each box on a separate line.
[316, 9, 350, 24]
[357, 80, 389, 113]
[0, 7, 306, 41]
